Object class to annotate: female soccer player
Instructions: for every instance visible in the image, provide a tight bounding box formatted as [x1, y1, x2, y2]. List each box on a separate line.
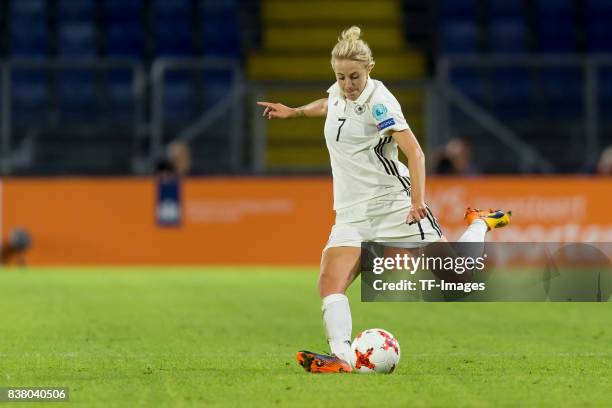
[257, 27, 510, 373]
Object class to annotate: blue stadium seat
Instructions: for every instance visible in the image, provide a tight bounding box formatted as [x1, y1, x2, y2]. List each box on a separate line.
[202, 18, 239, 57]
[490, 68, 536, 119]
[586, 18, 612, 52]
[106, 22, 144, 57]
[153, 0, 191, 16]
[490, 20, 528, 53]
[153, 5, 196, 59]
[9, 0, 48, 57]
[533, 0, 575, 52]
[58, 22, 97, 57]
[535, 0, 573, 18]
[56, 0, 96, 57]
[585, 0, 612, 51]
[200, 4, 235, 25]
[105, 71, 136, 120]
[104, 0, 142, 19]
[450, 68, 489, 105]
[586, 0, 612, 17]
[599, 67, 612, 119]
[200, 0, 241, 57]
[439, 21, 479, 54]
[11, 71, 48, 121]
[10, 19, 48, 57]
[201, 0, 238, 13]
[11, 0, 45, 18]
[57, 0, 94, 20]
[488, 0, 524, 19]
[164, 73, 195, 122]
[539, 68, 583, 118]
[155, 19, 193, 56]
[202, 71, 233, 105]
[57, 71, 97, 120]
[536, 17, 575, 52]
[438, 0, 477, 21]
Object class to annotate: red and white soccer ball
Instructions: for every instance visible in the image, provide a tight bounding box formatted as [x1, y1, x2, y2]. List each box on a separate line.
[351, 328, 401, 374]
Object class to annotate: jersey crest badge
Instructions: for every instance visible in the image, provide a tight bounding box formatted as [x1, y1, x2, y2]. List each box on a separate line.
[354, 104, 365, 115]
[372, 104, 388, 121]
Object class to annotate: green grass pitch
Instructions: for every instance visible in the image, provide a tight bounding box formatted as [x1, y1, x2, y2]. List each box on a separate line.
[0, 267, 610, 407]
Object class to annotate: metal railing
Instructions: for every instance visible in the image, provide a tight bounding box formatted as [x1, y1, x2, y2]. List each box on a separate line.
[150, 58, 245, 172]
[0, 58, 146, 174]
[0, 57, 244, 175]
[1, 55, 612, 175]
[436, 55, 612, 172]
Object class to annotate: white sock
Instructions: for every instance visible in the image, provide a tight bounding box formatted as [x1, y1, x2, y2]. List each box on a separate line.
[457, 218, 487, 259]
[458, 219, 487, 242]
[322, 293, 353, 365]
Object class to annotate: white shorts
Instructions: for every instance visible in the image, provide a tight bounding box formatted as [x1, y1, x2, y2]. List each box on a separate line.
[324, 191, 443, 251]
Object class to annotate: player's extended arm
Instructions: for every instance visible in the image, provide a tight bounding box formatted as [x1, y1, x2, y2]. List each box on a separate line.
[392, 129, 429, 224]
[257, 98, 328, 119]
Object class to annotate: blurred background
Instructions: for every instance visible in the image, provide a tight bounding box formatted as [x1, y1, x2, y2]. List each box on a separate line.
[0, 0, 611, 176]
[1, 0, 612, 266]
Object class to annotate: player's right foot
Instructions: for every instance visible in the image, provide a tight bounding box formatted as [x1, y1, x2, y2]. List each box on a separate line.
[296, 350, 352, 373]
[464, 208, 512, 231]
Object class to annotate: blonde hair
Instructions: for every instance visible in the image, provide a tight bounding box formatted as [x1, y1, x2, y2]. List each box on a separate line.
[331, 26, 375, 68]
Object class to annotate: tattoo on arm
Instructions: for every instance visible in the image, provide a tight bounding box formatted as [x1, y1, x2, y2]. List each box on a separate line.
[295, 108, 306, 118]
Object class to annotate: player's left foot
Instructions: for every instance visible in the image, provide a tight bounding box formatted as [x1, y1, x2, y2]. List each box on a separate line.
[464, 208, 512, 231]
[296, 350, 352, 373]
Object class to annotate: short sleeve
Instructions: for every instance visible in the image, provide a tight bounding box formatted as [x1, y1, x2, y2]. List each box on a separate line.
[370, 92, 410, 137]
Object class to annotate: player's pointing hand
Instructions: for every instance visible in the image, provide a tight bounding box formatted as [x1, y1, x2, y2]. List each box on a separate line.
[256, 101, 295, 119]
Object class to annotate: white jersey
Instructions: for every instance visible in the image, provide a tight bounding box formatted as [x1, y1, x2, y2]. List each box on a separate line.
[324, 77, 411, 210]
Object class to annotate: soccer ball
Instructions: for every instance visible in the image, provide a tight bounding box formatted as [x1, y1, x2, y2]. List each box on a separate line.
[351, 328, 400, 374]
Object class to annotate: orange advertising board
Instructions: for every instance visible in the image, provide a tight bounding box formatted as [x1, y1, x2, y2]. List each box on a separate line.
[428, 177, 612, 242]
[1, 177, 611, 266]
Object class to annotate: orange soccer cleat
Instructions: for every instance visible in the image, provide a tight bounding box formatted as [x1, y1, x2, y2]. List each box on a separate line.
[465, 208, 512, 231]
[296, 350, 352, 373]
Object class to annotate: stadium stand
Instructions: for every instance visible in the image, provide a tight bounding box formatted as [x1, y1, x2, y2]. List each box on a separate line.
[102, 0, 144, 57]
[586, 0, 612, 52]
[2, 0, 244, 175]
[430, 0, 612, 172]
[9, 0, 49, 58]
[535, 0, 575, 53]
[0, 0, 611, 174]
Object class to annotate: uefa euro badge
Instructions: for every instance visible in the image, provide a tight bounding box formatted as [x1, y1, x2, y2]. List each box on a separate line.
[372, 103, 388, 121]
[354, 104, 365, 115]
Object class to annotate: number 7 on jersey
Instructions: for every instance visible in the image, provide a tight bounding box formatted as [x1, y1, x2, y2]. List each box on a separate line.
[336, 118, 347, 141]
